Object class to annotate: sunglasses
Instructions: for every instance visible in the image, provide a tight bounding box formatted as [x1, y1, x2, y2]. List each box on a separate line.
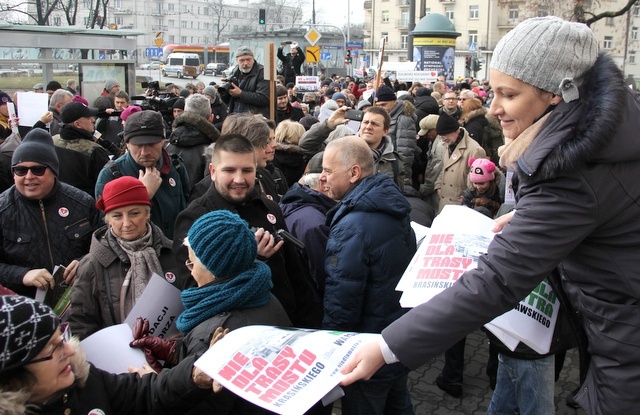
[25, 323, 71, 365]
[13, 165, 48, 177]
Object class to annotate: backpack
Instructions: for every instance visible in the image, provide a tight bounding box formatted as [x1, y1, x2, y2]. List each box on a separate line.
[483, 115, 504, 166]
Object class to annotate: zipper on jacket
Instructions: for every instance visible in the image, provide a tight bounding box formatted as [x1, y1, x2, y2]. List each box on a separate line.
[40, 200, 55, 270]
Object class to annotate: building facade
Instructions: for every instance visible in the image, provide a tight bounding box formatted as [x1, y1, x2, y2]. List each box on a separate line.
[363, 0, 639, 81]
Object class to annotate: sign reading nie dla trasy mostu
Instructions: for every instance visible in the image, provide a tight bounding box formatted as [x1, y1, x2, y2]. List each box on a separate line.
[195, 326, 380, 415]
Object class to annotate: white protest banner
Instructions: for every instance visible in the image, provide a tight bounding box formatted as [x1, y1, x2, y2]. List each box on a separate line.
[486, 279, 560, 354]
[295, 76, 320, 92]
[395, 70, 438, 84]
[123, 272, 184, 338]
[195, 326, 380, 415]
[15, 92, 48, 127]
[396, 205, 495, 303]
[80, 324, 147, 374]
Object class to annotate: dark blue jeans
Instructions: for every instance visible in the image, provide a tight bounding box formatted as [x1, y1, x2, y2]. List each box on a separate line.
[341, 375, 415, 415]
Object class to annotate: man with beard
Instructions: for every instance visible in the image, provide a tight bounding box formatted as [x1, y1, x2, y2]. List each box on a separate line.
[54, 102, 111, 196]
[172, 134, 322, 329]
[95, 110, 190, 239]
[220, 46, 270, 117]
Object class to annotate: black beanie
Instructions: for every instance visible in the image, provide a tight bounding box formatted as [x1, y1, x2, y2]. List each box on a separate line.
[436, 111, 460, 136]
[46, 81, 62, 92]
[12, 129, 60, 176]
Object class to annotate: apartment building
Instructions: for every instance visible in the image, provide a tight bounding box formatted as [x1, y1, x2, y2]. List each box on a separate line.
[363, 0, 639, 81]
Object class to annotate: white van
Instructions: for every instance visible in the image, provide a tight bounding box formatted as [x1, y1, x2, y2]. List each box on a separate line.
[162, 53, 200, 79]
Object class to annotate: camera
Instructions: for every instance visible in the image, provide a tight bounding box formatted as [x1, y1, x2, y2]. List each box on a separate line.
[218, 76, 239, 96]
[131, 82, 178, 126]
[251, 227, 305, 250]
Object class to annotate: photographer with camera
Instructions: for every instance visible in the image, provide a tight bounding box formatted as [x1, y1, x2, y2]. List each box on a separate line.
[219, 46, 269, 118]
[277, 41, 305, 86]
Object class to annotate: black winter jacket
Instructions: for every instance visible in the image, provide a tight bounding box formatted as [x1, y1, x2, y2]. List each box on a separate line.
[0, 181, 99, 303]
[172, 185, 322, 328]
[222, 63, 270, 117]
[167, 111, 220, 187]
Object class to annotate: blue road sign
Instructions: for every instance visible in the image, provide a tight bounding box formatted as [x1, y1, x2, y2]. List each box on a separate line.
[320, 52, 332, 60]
[346, 41, 364, 49]
[146, 47, 163, 57]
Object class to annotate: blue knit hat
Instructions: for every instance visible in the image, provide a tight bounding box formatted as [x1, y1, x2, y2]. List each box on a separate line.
[187, 211, 257, 279]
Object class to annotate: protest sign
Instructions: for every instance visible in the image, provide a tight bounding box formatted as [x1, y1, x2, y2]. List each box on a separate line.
[15, 91, 48, 127]
[295, 76, 319, 92]
[195, 326, 380, 415]
[123, 272, 184, 339]
[80, 324, 147, 373]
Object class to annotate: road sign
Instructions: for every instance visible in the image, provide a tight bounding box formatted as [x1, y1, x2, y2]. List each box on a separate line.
[154, 38, 163, 47]
[306, 45, 320, 63]
[346, 41, 364, 49]
[468, 42, 477, 53]
[146, 47, 163, 57]
[305, 28, 322, 46]
[320, 52, 332, 60]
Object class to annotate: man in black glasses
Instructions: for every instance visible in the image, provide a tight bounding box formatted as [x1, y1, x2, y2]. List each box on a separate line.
[0, 129, 99, 306]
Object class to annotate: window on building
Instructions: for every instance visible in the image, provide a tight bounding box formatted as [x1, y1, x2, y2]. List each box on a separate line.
[469, 5, 479, 20]
[508, 5, 519, 20]
[632, 27, 638, 40]
[234, 11, 239, 18]
[83, 16, 90, 26]
[181, 21, 187, 28]
[424, 7, 431, 16]
[536, 6, 548, 17]
[382, 10, 390, 23]
[606, 17, 614, 26]
[204, 7, 209, 15]
[401, 10, 409, 27]
[115, 16, 123, 25]
[445, 6, 454, 21]
[635, 5, 640, 16]
[469, 30, 478, 45]
[182, 5, 188, 13]
[83, 0, 90, 9]
[401, 34, 408, 49]
[630, 51, 636, 64]
[53, 16, 61, 25]
[169, 19, 175, 27]
[168, 35, 175, 43]
[113, 0, 122, 9]
[168, 4, 174, 11]
[181, 36, 187, 43]
[381, 32, 389, 42]
[603, 36, 613, 49]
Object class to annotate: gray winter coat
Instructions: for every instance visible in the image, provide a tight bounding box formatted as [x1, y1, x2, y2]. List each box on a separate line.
[382, 53, 640, 415]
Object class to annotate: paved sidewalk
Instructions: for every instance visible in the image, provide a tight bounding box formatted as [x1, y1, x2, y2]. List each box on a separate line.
[333, 329, 584, 414]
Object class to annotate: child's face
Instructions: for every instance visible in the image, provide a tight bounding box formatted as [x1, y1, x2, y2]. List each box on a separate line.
[473, 181, 491, 194]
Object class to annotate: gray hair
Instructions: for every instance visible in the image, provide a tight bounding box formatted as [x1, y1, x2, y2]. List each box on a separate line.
[185, 94, 212, 120]
[325, 136, 374, 177]
[50, 89, 73, 107]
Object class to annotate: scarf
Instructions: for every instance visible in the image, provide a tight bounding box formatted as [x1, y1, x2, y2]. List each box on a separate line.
[112, 224, 163, 321]
[498, 112, 552, 170]
[176, 261, 273, 333]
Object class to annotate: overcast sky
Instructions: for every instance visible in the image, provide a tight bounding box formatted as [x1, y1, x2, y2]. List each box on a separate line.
[303, 0, 365, 27]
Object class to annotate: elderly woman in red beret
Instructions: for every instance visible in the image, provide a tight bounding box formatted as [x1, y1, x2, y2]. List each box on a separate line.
[65, 176, 179, 340]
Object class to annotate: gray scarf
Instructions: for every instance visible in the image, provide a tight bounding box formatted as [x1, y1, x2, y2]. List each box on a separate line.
[111, 224, 163, 321]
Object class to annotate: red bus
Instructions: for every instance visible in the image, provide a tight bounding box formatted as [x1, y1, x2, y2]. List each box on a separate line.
[162, 44, 230, 66]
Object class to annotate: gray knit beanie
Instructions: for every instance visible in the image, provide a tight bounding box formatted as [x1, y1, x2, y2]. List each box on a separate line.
[12, 128, 60, 176]
[490, 16, 598, 103]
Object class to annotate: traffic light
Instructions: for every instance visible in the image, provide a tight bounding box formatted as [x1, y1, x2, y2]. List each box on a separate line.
[120, 49, 128, 58]
[476, 58, 482, 71]
[465, 57, 471, 71]
[259, 9, 266, 24]
[345, 50, 352, 65]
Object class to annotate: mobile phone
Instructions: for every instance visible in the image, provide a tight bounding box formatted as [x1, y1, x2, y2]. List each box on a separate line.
[345, 109, 364, 121]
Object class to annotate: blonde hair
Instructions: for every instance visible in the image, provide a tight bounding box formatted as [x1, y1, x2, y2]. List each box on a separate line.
[275, 120, 305, 145]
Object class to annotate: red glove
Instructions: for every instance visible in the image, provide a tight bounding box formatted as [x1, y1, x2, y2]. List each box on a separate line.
[130, 317, 178, 372]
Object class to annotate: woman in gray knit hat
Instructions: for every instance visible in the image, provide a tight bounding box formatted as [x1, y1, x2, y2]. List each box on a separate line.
[339, 16, 640, 415]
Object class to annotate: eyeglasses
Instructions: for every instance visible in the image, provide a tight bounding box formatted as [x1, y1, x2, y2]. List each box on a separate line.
[185, 259, 194, 271]
[25, 323, 70, 365]
[13, 165, 48, 177]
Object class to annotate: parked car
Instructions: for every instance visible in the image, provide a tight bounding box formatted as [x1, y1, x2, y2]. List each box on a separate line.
[140, 61, 162, 70]
[222, 65, 236, 79]
[203, 62, 227, 76]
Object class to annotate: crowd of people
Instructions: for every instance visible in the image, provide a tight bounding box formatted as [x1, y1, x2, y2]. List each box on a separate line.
[1, 15, 639, 415]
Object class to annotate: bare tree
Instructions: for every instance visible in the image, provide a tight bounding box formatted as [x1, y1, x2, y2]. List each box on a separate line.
[0, 0, 60, 24]
[577, 0, 639, 26]
[208, 0, 234, 45]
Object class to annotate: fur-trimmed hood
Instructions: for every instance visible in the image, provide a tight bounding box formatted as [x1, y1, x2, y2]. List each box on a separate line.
[518, 53, 640, 182]
[390, 99, 416, 119]
[275, 141, 303, 154]
[169, 111, 220, 147]
[0, 338, 89, 415]
[460, 107, 487, 125]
